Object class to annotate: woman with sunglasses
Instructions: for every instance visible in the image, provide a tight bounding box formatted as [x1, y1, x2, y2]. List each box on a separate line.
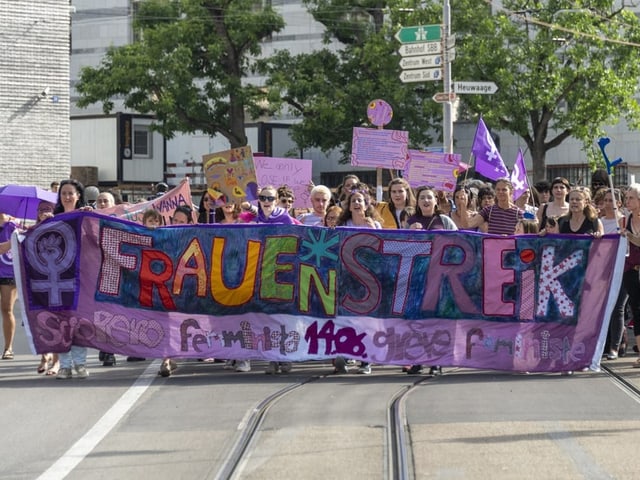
[233, 186, 298, 375]
[277, 185, 296, 217]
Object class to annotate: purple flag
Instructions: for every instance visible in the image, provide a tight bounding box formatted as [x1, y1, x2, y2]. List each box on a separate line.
[510, 149, 529, 200]
[471, 117, 509, 180]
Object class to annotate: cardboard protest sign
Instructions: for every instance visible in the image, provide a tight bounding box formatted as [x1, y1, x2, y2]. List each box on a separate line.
[253, 156, 312, 208]
[202, 146, 258, 203]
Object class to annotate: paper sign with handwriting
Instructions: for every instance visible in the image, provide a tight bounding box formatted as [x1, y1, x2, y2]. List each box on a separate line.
[350, 127, 409, 169]
[253, 157, 312, 208]
[404, 150, 464, 191]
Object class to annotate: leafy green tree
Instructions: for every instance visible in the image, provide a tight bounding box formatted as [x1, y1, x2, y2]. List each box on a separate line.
[257, 1, 445, 161]
[75, 0, 285, 148]
[452, 0, 640, 180]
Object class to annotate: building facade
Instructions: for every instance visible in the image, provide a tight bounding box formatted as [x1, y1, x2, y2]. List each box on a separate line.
[0, 0, 71, 187]
[67, 1, 640, 191]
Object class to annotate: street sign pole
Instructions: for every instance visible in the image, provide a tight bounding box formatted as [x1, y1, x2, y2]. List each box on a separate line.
[442, 0, 453, 154]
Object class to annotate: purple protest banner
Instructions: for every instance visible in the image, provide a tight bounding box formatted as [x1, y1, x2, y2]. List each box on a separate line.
[350, 127, 409, 169]
[253, 156, 312, 208]
[404, 150, 463, 191]
[13, 214, 625, 373]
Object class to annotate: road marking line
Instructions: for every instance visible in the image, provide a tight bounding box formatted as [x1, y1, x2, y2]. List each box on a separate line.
[37, 360, 160, 480]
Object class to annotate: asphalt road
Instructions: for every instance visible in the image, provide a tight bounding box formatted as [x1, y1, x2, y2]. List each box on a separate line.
[2, 310, 640, 480]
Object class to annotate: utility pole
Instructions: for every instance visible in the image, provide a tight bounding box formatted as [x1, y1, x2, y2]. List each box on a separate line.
[442, 0, 453, 154]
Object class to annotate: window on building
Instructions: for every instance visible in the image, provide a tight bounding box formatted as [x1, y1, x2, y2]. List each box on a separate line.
[546, 164, 628, 188]
[133, 124, 152, 158]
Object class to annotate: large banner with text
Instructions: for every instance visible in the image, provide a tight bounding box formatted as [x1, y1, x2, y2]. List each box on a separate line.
[13, 212, 625, 372]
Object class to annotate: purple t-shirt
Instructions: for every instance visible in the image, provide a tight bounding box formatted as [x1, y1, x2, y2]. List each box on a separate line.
[0, 221, 18, 279]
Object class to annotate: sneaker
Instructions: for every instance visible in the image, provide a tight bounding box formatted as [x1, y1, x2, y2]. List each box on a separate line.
[98, 351, 106, 362]
[74, 365, 89, 379]
[357, 363, 372, 375]
[265, 361, 279, 374]
[561, 371, 574, 376]
[429, 366, 442, 376]
[333, 356, 349, 374]
[223, 360, 235, 370]
[126, 356, 146, 362]
[606, 352, 618, 360]
[279, 362, 292, 373]
[346, 359, 357, 366]
[407, 365, 423, 375]
[56, 367, 72, 380]
[159, 361, 173, 377]
[102, 354, 116, 366]
[235, 360, 251, 372]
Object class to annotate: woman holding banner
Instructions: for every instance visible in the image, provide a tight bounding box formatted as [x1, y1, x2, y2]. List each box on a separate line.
[375, 177, 415, 229]
[0, 212, 19, 362]
[621, 184, 640, 367]
[53, 179, 92, 380]
[333, 185, 382, 375]
[537, 177, 570, 230]
[238, 186, 297, 374]
[405, 186, 458, 375]
[458, 178, 524, 235]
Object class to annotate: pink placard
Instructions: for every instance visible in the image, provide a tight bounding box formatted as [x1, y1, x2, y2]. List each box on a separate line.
[253, 156, 313, 208]
[350, 127, 409, 169]
[404, 150, 464, 191]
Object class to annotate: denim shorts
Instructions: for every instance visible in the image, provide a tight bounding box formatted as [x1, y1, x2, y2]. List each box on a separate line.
[0, 278, 16, 286]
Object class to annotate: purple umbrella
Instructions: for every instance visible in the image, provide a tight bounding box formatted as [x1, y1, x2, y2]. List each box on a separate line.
[0, 184, 58, 220]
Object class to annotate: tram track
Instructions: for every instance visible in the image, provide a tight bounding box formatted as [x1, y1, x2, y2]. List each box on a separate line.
[386, 376, 430, 480]
[213, 373, 323, 480]
[213, 367, 441, 480]
[601, 363, 640, 403]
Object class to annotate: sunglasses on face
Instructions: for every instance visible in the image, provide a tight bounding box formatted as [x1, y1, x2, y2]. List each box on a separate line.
[259, 195, 276, 202]
[280, 198, 294, 204]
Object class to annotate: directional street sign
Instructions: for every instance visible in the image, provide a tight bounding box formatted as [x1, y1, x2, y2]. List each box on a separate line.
[445, 47, 456, 62]
[398, 41, 442, 57]
[445, 34, 456, 49]
[395, 25, 441, 44]
[433, 92, 456, 103]
[453, 81, 498, 94]
[399, 55, 442, 70]
[399, 68, 442, 83]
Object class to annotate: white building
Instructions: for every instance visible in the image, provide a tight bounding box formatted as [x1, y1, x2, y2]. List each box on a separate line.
[2, 2, 637, 192]
[0, 1, 71, 187]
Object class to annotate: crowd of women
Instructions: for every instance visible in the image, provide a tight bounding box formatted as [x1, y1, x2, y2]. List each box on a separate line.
[0, 168, 638, 379]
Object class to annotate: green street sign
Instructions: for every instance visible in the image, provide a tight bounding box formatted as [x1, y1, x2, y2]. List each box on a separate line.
[395, 25, 441, 44]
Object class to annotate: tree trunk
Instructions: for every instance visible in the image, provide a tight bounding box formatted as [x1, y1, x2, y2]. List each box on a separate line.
[529, 145, 547, 183]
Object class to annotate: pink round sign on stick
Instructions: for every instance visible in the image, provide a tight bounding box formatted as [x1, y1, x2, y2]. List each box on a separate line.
[367, 99, 393, 127]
